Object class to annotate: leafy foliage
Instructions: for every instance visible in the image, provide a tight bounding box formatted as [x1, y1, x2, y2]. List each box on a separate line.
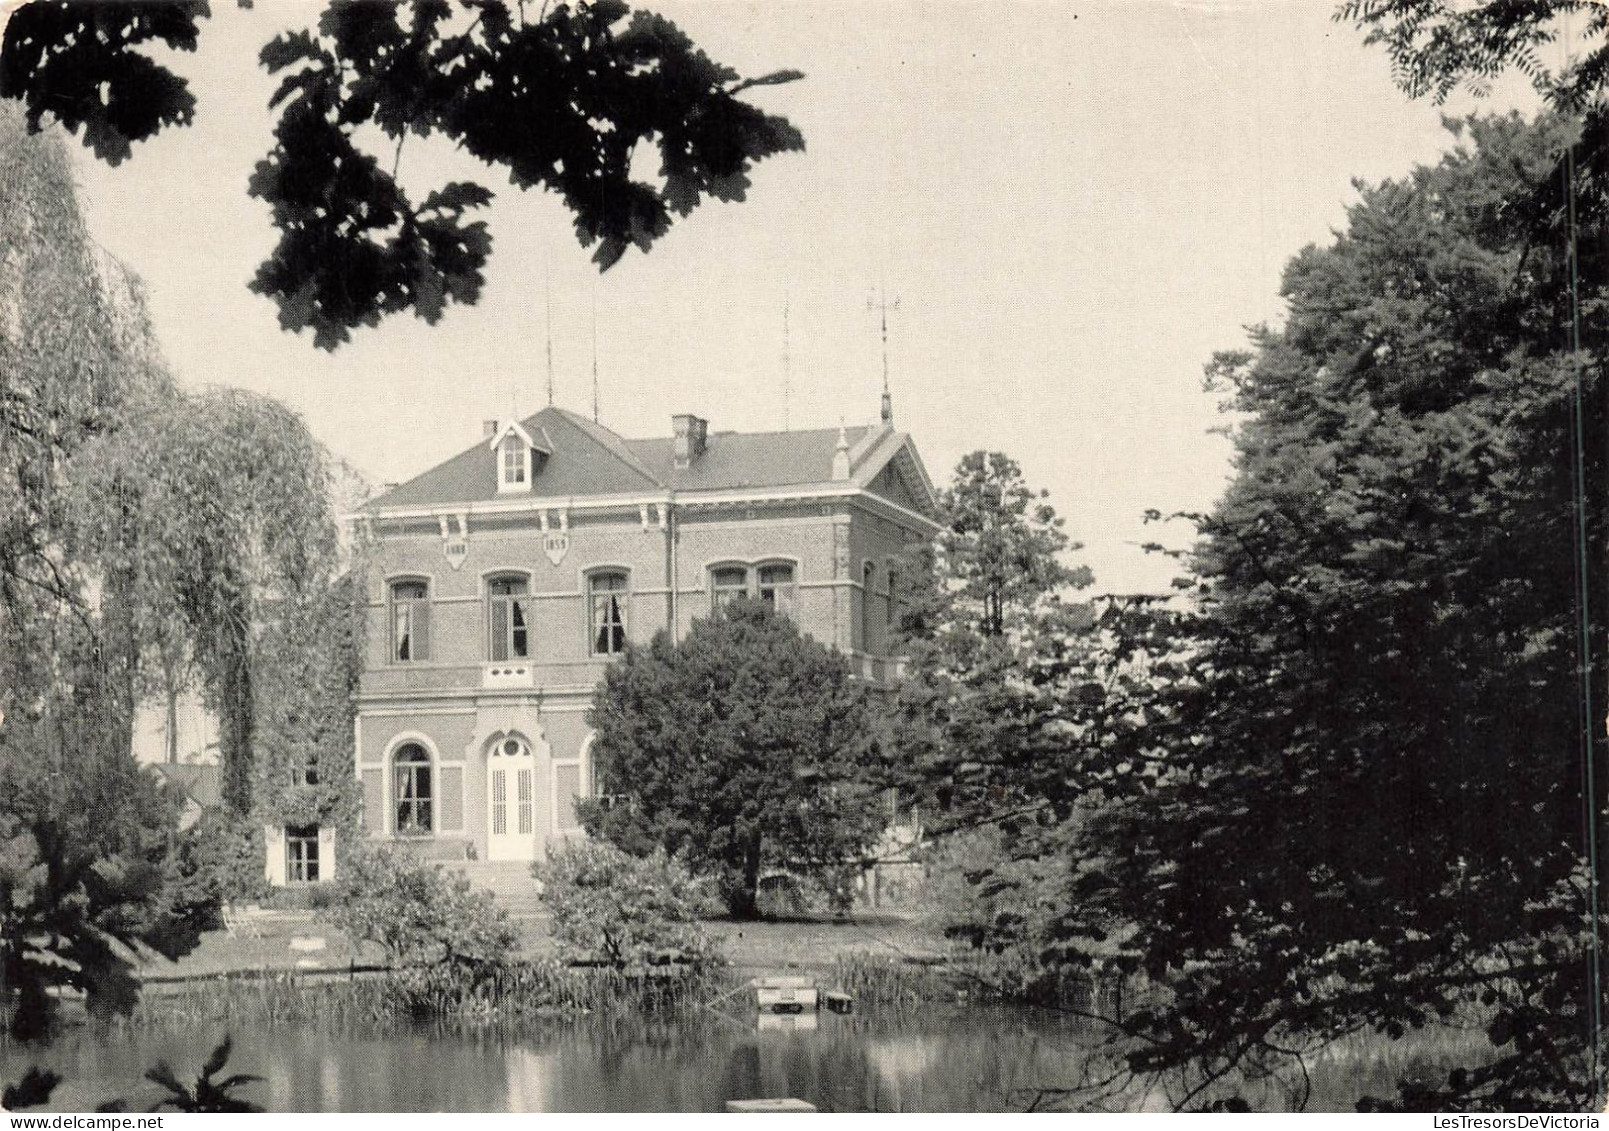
[71, 384, 346, 814]
[172, 809, 269, 910]
[1, 0, 805, 348]
[0, 731, 217, 1039]
[585, 599, 887, 918]
[141, 1037, 263, 1113]
[892, 450, 1096, 821]
[0, 2, 208, 164]
[902, 451, 1089, 643]
[535, 839, 722, 968]
[0, 104, 351, 1035]
[920, 824, 1088, 999]
[1340, 1, 1609, 111]
[318, 846, 517, 966]
[251, 567, 367, 831]
[1055, 114, 1609, 1110]
[2, 1067, 62, 1110]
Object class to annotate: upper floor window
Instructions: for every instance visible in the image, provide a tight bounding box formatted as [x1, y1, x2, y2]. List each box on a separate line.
[590, 571, 628, 655]
[757, 563, 796, 616]
[390, 579, 430, 663]
[498, 435, 527, 489]
[487, 575, 530, 661]
[861, 561, 877, 649]
[711, 566, 749, 612]
[886, 564, 900, 629]
[710, 563, 798, 617]
[394, 744, 432, 835]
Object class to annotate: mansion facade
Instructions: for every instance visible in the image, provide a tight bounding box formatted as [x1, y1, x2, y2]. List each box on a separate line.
[264, 405, 938, 882]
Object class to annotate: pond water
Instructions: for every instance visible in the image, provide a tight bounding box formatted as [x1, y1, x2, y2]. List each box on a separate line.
[3, 1003, 1485, 1113]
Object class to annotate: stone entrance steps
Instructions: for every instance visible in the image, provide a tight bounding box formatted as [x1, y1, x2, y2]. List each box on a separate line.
[440, 860, 544, 916]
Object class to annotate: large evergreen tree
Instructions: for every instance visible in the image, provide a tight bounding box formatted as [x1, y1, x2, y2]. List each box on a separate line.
[585, 600, 886, 918]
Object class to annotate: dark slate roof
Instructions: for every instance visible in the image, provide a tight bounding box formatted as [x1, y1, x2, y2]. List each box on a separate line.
[624, 425, 874, 491]
[368, 408, 661, 509]
[151, 763, 223, 808]
[366, 406, 886, 510]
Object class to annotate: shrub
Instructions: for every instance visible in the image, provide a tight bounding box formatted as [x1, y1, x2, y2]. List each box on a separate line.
[919, 825, 1084, 1000]
[534, 840, 723, 969]
[173, 810, 267, 910]
[317, 847, 516, 966]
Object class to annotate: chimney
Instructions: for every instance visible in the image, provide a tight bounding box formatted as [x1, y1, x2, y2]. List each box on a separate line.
[483, 419, 499, 439]
[672, 414, 708, 469]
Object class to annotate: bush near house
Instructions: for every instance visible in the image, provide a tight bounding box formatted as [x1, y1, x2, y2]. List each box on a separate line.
[584, 599, 889, 919]
[173, 810, 268, 911]
[535, 840, 723, 969]
[317, 847, 516, 966]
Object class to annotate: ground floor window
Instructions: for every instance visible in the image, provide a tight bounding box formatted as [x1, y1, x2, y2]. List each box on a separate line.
[287, 825, 320, 883]
[395, 742, 433, 834]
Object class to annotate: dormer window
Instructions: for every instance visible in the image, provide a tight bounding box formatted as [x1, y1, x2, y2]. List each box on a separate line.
[500, 435, 527, 488]
[487, 421, 549, 495]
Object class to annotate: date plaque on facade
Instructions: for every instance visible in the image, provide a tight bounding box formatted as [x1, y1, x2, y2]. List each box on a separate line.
[542, 531, 570, 566]
[444, 536, 469, 570]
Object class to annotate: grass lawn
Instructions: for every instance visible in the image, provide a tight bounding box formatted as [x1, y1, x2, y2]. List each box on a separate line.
[135, 908, 951, 982]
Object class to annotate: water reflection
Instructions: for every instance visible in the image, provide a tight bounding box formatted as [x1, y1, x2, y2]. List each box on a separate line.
[0, 1004, 1486, 1113]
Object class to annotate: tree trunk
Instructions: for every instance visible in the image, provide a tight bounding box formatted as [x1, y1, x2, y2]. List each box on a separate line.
[163, 654, 179, 764]
[217, 600, 253, 815]
[730, 832, 764, 919]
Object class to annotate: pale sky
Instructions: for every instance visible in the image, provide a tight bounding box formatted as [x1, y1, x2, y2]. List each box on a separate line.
[61, 0, 1534, 594]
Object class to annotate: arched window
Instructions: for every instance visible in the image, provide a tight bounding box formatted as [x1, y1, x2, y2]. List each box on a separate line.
[757, 563, 796, 616]
[886, 564, 900, 629]
[861, 560, 877, 651]
[487, 575, 530, 660]
[589, 571, 629, 655]
[394, 743, 433, 835]
[711, 566, 748, 612]
[389, 579, 429, 662]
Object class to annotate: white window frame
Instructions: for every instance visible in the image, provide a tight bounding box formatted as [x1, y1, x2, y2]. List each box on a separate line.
[388, 577, 430, 663]
[587, 569, 630, 656]
[498, 435, 529, 490]
[286, 824, 320, 884]
[393, 741, 435, 837]
[486, 573, 532, 661]
[707, 559, 800, 617]
[755, 560, 797, 616]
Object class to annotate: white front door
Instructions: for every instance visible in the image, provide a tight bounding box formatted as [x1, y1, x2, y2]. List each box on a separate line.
[487, 737, 537, 861]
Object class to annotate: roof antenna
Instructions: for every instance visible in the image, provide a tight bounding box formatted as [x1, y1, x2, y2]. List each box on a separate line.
[590, 286, 600, 424]
[868, 287, 899, 427]
[544, 269, 555, 408]
[782, 291, 791, 432]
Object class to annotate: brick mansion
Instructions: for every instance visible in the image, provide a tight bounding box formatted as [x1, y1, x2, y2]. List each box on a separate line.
[259, 404, 939, 882]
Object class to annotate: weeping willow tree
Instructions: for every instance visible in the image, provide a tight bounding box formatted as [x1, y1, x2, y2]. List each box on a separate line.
[0, 104, 358, 1037]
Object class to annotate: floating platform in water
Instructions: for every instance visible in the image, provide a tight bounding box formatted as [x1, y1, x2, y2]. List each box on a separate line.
[725, 1098, 817, 1112]
[752, 975, 819, 1014]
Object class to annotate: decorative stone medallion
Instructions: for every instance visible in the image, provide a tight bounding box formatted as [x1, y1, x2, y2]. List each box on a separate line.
[542, 531, 570, 566]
